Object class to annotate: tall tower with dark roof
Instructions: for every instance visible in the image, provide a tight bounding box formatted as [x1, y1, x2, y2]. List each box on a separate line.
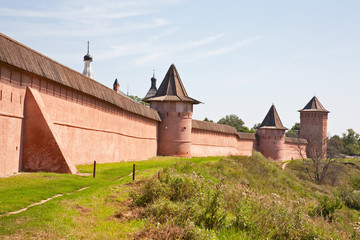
[256, 104, 288, 161]
[145, 64, 201, 157]
[299, 96, 329, 158]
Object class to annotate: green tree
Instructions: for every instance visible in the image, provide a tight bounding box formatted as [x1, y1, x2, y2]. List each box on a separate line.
[286, 122, 300, 138]
[129, 95, 149, 106]
[217, 114, 254, 133]
[327, 135, 344, 157]
[204, 117, 213, 122]
[342, 129, 360, 156]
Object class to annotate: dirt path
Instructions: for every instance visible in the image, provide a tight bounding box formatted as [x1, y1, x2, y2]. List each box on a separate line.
[0, 186, 90, 217]
[282, 162, 289, 170]
[1, 169, 141, 217]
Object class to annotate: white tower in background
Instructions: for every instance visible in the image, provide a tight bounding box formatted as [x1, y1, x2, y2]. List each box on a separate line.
[82, 41, 94, 79]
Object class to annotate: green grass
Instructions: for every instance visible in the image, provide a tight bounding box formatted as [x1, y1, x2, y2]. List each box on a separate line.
[0, 156, 219, 239]
[1, 154, 359, 239]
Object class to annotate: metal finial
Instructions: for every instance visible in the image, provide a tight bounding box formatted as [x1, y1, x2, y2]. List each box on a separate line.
[153, 69, 155, 78]
[87, 41, 90, 54]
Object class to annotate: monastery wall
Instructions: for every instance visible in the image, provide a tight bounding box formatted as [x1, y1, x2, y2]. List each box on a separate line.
[191, 120, 255, 157]
[39, 87, 158, 165]
[0, 63, 158, 175]
[283, 138, 307, 160]
[0, 65, 25, 175]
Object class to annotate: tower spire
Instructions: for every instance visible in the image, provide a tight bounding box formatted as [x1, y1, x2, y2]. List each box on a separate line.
[82, 40, 94, 79]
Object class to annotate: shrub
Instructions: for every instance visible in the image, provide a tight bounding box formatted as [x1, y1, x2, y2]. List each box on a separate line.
[309, 196, 342, 222]
[344, 191, 360, 210]
[231, 200, 253, 231]
[131, 176, 168, 206]
[196, 184, 226, 230]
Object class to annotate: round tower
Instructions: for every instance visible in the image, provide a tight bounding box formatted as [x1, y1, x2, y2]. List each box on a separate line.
[144, 64, 201, 157]
[299, 96, 329, 158]
[256, 104, 288, 161]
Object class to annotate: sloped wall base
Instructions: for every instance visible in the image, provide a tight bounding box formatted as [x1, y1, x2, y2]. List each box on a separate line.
[22, 87, 76, 173]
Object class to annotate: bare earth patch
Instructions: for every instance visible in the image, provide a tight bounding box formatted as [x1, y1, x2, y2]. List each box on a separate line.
[134, 223, 184, 240]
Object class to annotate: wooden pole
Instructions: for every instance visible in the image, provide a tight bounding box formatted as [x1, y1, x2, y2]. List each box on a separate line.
[93, 161, 96, 178]
[133, 164, 135, 181]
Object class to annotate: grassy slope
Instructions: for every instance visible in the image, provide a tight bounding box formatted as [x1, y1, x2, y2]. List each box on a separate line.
[0, 154, 359, 239]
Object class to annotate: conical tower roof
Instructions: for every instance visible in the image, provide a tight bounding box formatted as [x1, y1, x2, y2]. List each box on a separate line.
[144, 64, 201, 104]
[258, 104, 287, 130]
[299, 96, 329, 113]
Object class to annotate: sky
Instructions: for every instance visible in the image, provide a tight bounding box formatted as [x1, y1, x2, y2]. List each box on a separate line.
[0, 0, 359, 136]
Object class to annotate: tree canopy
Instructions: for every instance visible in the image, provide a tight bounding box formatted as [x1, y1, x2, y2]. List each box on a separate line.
[129, 95, 149, 106]
[286, 122, 300, 138]
[217, 114, 255, 133]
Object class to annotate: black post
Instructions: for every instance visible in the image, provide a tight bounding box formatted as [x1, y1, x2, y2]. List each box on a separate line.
[93, 161, 96, 178]
[133, 164, 135, 181]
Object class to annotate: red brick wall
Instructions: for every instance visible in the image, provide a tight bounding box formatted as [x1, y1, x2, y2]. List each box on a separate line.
[0, 63, 158, 175]
[191, 128, 254, 157]
[282, 142, 307, 160]
[0, 65, 24, 175]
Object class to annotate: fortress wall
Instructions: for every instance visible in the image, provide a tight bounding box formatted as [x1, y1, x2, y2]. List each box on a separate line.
[0, 65, 25, 175]
[0, 63, 159, 175]
[40, 90, 158, 165]
[283, 138, 307, 160]
[191, 129, 240, 156]
[191, 121, 255, 157]
[236, 136, 256, 156]
[282, 142, 307, 160]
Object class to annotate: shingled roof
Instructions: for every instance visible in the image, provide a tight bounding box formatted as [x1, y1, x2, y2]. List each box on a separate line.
[299, 96, 329, 113]
[144, 64, 201, 104]
[258, 104, 287, 130]
[0, 33, 160, 121]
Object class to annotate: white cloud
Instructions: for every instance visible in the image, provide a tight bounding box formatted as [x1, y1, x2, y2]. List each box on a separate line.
[189, 36, 262, 62]
[0, 0, 179, 38]
[133, 33, 226, 64]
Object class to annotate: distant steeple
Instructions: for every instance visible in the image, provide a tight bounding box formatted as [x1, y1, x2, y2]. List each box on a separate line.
[258, 104, 287, 130]
[82, 41, 94, 79]
[144, 64, 201, 104]
[143, 69, 158, 100]
[113, 78, 120, 93]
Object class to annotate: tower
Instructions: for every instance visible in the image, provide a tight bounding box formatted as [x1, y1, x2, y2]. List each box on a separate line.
[113, 78, 120, 93]
[143, 70, 157, 100]
[256, 104, 288, 161]
[82, 41, 94, 79]
[299, 96, 329, 158]
[144, 64, 201, 157]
